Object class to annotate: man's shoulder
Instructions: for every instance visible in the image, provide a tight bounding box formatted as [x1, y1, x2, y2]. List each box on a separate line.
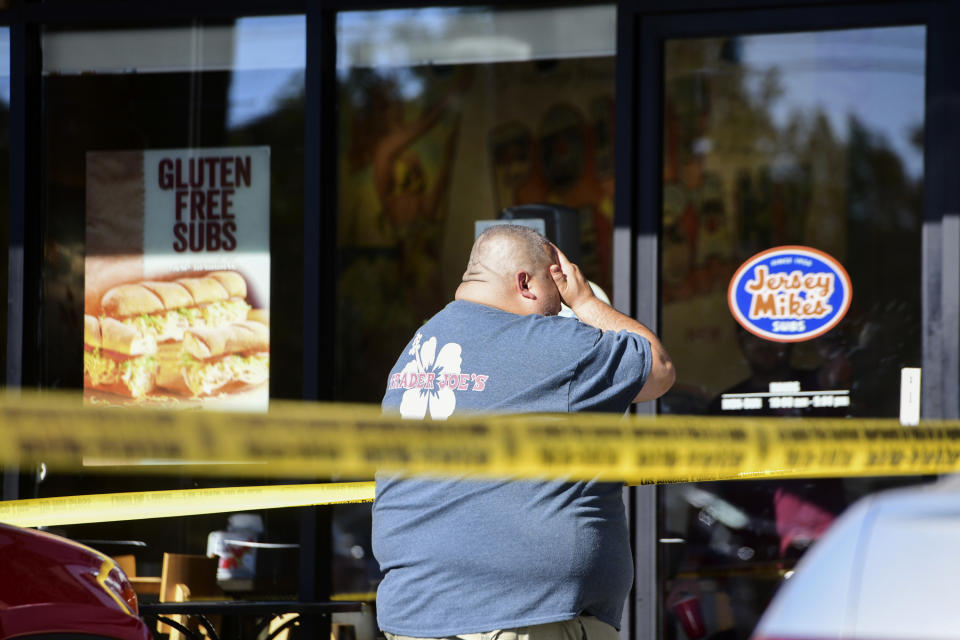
[430, 299, 500, 323]
[439, 300, 587, 328]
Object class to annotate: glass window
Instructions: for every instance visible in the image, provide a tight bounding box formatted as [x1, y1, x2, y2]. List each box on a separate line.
[43, 17, 305, 402]
[336, 4, 616, 402]
[657, 26, 928, 640]
[0, 28, 13, 501]
[0, 27, 9, 384]
[335, 4, 615, 595]
[39, 16, 305, 582]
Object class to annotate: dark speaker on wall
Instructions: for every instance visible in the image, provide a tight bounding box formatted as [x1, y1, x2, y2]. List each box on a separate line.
[498, 203, 582, 265]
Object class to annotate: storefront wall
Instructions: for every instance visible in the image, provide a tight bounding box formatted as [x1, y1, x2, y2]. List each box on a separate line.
[0, 2, 957, 640]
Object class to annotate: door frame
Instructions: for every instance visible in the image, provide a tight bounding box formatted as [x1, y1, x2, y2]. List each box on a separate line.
[615, 2, 960, 639]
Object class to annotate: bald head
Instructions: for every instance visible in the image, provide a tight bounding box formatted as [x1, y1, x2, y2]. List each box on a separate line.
[462, 225, 554, 283]
[456, 224, 561, 315]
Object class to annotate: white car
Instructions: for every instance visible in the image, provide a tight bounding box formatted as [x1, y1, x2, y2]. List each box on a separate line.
[752, 476, 960, 640]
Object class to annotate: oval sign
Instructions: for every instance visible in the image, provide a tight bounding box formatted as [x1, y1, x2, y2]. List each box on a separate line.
[728, 245, 852, 343]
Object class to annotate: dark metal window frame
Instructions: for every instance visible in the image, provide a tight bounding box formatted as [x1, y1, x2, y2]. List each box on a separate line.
[3, 2, 959, 640]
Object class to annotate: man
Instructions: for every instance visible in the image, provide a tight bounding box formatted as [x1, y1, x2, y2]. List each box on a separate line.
[374, 224, 675, 640]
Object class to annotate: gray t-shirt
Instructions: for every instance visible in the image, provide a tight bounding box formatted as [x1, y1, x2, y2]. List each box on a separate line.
[373, 300, 652, 637]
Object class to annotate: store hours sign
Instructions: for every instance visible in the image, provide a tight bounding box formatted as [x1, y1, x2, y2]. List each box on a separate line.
[728, 246, 852, 343]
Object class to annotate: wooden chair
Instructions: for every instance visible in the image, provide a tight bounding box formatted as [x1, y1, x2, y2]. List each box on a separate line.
[112, 554, 137, 577]
[112, 554, 161, 597]
[159, 553, 226, 639]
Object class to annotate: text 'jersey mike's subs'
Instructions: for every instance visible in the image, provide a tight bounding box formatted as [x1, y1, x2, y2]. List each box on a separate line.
[84, 270, 269, 401]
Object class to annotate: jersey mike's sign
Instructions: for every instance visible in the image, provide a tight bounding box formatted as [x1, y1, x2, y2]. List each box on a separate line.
[728, 246, 852, 343]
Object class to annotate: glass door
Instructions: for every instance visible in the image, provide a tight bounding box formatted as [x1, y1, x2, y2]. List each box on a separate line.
[632, 4, 954, 639]
[659, 26, 924, 420]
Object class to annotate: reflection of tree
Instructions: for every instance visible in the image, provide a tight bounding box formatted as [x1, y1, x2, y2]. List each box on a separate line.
[37, 58, 308, 593]
[662, 38, 784, 302]
[372, 79, 462, 233]
[0, 99, 8, 381]
[227, 72, 305, 399]
[845, 116, 922, 416]
[662, 36, 923, 419]
[233, 71, 476, 407]
[336, 66, 469, 402]
[662, 38, 926, 640]
[43, 70, 233, 390]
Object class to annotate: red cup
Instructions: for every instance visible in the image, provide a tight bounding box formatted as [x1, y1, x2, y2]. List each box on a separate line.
[671, 595, 707, 639]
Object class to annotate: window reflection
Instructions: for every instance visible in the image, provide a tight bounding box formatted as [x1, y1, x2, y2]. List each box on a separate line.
[42, 17, 305, 397]
[658, 26, 927, 640]
[0, 27, 9, 383]
[39, 15, 305, 584]
[334, 4, 616, 597]
[660, 27, 924, 419]
[336, 6, 616, 403]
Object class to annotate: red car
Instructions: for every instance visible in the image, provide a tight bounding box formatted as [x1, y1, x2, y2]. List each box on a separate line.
[0, 522, 151, 640]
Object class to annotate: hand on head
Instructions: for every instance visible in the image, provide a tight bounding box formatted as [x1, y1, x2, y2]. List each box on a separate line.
[549, 244, 596, 311]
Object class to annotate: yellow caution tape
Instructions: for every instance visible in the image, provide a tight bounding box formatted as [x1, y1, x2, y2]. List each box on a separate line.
[0, 390, 959, 483]
[0, 482, 376, 528]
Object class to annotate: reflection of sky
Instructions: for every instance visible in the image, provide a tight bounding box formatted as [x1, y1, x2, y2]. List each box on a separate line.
[0, 28, 9, 106]
[337, 8, 459, 71]
[741, 26, 925, 178]
[228, 16, 305, 129]
[0, 19, 927, 178]
[336, 5, 615, 70]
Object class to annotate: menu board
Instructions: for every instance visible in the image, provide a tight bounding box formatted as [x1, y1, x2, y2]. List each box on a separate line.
[84, 147, 271, 409]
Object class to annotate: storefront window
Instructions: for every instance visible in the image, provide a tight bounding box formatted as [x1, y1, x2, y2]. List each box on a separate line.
[39, 15, 305, 579]
[0, 27, 9, 384]
[335, 3, 615, 594]
[658, 26, 927, 640]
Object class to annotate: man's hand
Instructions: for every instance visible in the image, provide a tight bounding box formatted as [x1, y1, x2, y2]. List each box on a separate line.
[549, 244, 676, 403]
[549, 245, 596, 312]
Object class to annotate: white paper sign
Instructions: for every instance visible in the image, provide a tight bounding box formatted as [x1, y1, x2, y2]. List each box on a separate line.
[142, 147, 270, 309]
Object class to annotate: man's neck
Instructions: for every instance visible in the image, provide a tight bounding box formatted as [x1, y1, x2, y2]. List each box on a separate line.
[455, 281, 519, 314]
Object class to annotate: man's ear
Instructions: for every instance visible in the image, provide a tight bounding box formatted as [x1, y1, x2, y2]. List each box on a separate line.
[516, 271, 537, 300]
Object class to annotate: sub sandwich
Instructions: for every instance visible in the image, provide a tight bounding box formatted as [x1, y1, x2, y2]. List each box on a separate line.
[99, 270, 251, 342]
[84, 314, 159, 398]
[157, 320, 270, 397]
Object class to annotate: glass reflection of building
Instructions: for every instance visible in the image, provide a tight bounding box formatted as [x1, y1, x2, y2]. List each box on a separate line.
[658, 27, 928, 640]
[38, 14, 308, 585]
[335, 7, 617, 404]
[0, 4, 956, 640]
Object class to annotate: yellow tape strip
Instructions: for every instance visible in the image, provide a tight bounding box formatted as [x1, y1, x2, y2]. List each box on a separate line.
[0, 482, 375, 528]
[1, 390, 960, 482]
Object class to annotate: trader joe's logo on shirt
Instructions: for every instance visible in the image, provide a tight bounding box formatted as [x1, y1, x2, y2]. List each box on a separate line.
[388, 333, 489, 420]
[728, 246, 852, 343]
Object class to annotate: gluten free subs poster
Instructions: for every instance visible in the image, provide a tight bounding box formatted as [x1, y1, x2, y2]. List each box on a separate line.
[85, 147, 271, 409]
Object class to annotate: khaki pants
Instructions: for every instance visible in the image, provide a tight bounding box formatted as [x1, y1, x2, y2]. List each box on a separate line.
[385, 616, 619, 640]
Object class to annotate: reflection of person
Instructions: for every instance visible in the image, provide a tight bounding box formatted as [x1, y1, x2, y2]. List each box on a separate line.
[708, 325, 851, 417]
[373, 224, 675, 640]
[705, 325, 847, 561]
[707, 326, 816, 416]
